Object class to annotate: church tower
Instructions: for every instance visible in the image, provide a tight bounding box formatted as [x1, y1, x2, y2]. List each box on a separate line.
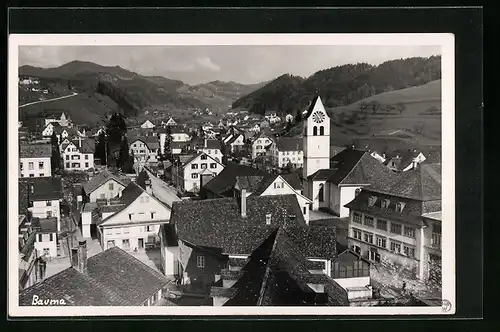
[302, 96, 331, 180]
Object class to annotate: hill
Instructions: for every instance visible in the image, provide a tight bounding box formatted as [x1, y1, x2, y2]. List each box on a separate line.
[18, 61, 265, 125]
[232, 56, 441, 116]
[285, 79, 442, 152]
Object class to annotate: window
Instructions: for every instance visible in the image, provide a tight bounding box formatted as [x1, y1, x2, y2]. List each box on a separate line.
[319, 126, 324, 136]
[363, 232, 373, 244]
[390, 241, 401, 253]
[46, 211, 52, 218]
[85, 162, 89, 168]
[352, 244, 361, 254]
[65, 155, 70, 160]
[109, 183, 114, 190]
[313, 126, 318, 136]
[368, 196, 377, 206]
[150, 212, 156, 219]
[210, 163, 216, 168]
[191, 164, 199, 169]
[390, 222, 402, 235]
[303, 207, 307, 215]
[376, 219, 388, 231]
[85, 155, 89, 160]
[403, 245, 415, 258]
[369, 249, 377, 262]
[66, 162, 70, 168]
[191, 173, 198, 179]
[46, 201, 52, 206]
[404, 226, 416, 238]
[201, 155, 207, 160]
[201, 163, 207, 169]
[39, 162, 44, 169]
[396, 202, 405, 212]
[40, 173, 44, 177]
[355, 188, 361, 196]
[146, 225, 155, 232]
[28, 162, 34, 170]
[432, 224, 442, 248]
[107, 240, 115, 248]
[376, 236, 387, 248]
[352, 228, 362, 240]
[318, 184, 324, 202]
[353, 212, 362, 224]
[140, 196, 150, 203]
[274, 182, 284, 189]
[29, 174, 34, 177]
[381, 199, 390, 209]
[122, 239, 130, 249]
[20, 163, 23, 170]
[364, 216, 374, 227]
[128, 213, 133, 221]
[38, 234, 42, 242]
[197, 255, 205, 268]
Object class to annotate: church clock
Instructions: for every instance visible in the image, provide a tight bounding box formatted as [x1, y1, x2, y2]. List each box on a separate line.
[312, 111, 325, 123]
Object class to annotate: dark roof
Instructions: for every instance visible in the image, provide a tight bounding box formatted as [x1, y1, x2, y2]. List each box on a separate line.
[284, 225, 337, 259]
[136, 170, 150, 190]
[97, 182, 146, 225]
[130, 136, 160, 150]
[303, 95, 321, 120]
[235, 176, 265, 192]
[281, 172, 303, 190]
[19, 177, 63, 201]
[204, 139, 221, 150]
[31, 217, 58, 233]
[19, 247, 168, 306]
[161, 223, 178, 247]
[20, 143, 52, 158]
[384, 149, 423, 171]
[72, 138, 96, 154]
[202, 163, 270, 198]
[276, 137, 303, 151]
[172, 195, 306, 256]
[83, 170, 126, 194]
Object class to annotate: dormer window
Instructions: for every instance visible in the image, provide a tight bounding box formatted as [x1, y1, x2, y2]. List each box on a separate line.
[368, 196, 377, 207]
[355, 188, 361, 196]
[265, 214, 272, 225]
[395, 202, 405, 212]
[381, 199, 390, 209]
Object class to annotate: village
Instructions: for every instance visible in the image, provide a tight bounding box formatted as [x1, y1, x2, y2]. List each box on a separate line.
[17, 74, 443, 307]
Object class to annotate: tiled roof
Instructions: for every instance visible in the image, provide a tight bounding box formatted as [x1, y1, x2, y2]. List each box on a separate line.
[31, 217, 58, 233]
[20, 143, 52, 158]
[72, 138, 96, 154]
[283, 225, 337, 259]
[276, 137, 302, 151]
[235, 176, 265, 192]
[97, 182, 145, 226]
[130, 136, 160, 151]
[205, 139, 221, 150]
[202, 163, 270, 198]
[161, 223, 178, 247]
[281, 172, 303, 190]
[171, 194, 306, 256]
[19, 247, 168, 306]
[19, 177, 63, 201]
[83, 170, 126, 194]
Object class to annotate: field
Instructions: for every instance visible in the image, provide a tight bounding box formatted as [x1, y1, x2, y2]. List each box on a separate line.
[326, 80, 442, 151]
[19, 92, 121, 126]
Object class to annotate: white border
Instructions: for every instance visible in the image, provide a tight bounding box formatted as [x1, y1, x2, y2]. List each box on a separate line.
[8, 33, 455, 317]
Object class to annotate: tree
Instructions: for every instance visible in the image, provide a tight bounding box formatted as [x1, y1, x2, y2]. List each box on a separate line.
[294, 109, 303, 124]
[117, 136, 130, 169]
[106, 113, 127, 147]
[220, 141, 229, 165]
[95, 131, 107, 165]
[285, 120, 294, 133]
[396, 102, 406, 114]
[282, 161, 294, 174]
[50, 132, 61, 173]
[162, 127, 173, 161]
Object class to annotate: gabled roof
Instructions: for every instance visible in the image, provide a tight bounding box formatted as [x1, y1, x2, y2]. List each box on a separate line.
[31, 217, 58, 233]
[204, 139, 222, 150]
[19, 247, 168, 306]
[384, 149, 424, 171]
[129, 136, 160, 151]
[19, 177, 63, 201]
[202, 163, 270, 198]
[72, 138, 96, 154]
[235, 176, 265, 193]
[303, 95, 321, 120]
[179, 152, 223, 169]
[96, 182, 146, 226]
[276, 137, 302, 152]
[83, 170, 126, 194]
[171, 194, 306, 256]
[20, 143, 52, 158]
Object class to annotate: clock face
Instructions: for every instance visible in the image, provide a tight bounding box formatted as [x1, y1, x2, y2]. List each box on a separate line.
[312, 111, 325, 123]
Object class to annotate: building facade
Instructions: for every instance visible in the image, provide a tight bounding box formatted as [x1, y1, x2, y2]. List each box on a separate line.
[171, 152, 225, 193]
[19, 144, 52, 178]
[60, 138, 95, 172]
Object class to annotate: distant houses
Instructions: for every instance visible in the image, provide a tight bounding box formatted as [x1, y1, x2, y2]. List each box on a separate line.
[60, 137, 96, 172]
[269, 137, 303, 169]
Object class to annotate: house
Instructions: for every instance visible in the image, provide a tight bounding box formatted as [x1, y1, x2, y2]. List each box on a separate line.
[19, 177, 63, 232]
[234, 173, 311, 223]
[18, 214, 40, 290]
[60, 137, 95, 172]
[128, 136, 160, 168]
[197, 139, 223, 163]
[80, 169, 127, 206]
[170, 152, 225, 193]
[158, 224, 180, 277]
[44, 112, 72, 128]
[301, 95, 397, 217]
[222, 132, 245, 154]
[163, 117, 177, 126]
[158, 127, 191, 156]
[167, 194, 348, 305]
[170, 127, 191, 142]
[370, 151, 387, 163]
[200, 162, 270, 199]
[19, 143, 52, 178]
[140, 120, 155, 129]
[32, 217, 58, 259]
[269, 137, 303, 169]
[344, 163, 442, 282]
[95, 182, 173, 251]
[264, 110, 281, 124]
[19, 243, 169, 306]
[384, 149, 426, 172]
[251, 132, 273, 160]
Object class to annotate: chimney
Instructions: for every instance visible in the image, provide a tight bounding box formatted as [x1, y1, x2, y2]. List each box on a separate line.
[145, 179, 153, 195]
[77, 240, 88, 273]
[204, 138, 208, 148]
[30, 183, 34, 194]
[240, 189, 247, 218]
[78, 136, 82, 148]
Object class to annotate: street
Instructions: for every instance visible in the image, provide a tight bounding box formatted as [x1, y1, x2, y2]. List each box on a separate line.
[145, 168, 181, 208]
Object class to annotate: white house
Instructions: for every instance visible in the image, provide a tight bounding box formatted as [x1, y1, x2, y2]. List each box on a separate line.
[81, 170, 127, 204]
[197, 139, 223, 163]
[171, 128, 191, 142]
[32, 217, 58, 259]
[384, 150, 427, 172]
[96, 182, 173, 251]
[20, 177, 63, 232]
[222, 133, 245, 154]
[141, 120, 155, 129]
[129, 137, 160, 167]
[370, 151, 386, 163]
[269, 137, 303, 169]
[251, 132, 273, 160]
[171, 152, 225, 193]
[159, 224, 180, 277]
[163, 117, 177, 126]
[19, 143, 52, 178]
[60, 137, 95, 172]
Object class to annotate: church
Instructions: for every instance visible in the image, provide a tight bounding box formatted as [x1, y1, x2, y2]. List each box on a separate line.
[301, 96, 396, 218]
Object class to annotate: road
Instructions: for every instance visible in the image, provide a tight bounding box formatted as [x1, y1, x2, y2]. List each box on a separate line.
[19, 92, 79, 108]
[145, 168, 181, 208]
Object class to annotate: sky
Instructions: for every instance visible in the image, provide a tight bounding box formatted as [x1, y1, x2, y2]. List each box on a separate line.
[18, 45, 441, 85]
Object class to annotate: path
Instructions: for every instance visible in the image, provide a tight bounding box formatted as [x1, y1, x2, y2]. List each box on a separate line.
[144, 168, 181, 208]
[19, 92, 79, 108]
